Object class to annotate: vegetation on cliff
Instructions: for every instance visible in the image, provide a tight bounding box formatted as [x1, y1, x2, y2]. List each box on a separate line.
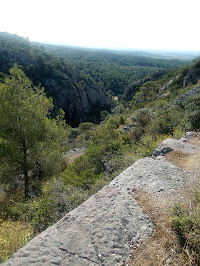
[0, 32, 113, 126]
[0, 32, 200, 264]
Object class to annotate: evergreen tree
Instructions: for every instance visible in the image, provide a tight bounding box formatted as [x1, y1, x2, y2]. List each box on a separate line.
[0, 65, 67, 199]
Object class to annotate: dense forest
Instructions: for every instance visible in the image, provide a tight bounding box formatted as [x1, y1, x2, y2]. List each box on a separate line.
[40, 42, 191, 96]
[0, 32, 200, 264]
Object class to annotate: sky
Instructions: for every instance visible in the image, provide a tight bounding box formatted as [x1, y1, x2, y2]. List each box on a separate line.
[1, 0, 200, 51]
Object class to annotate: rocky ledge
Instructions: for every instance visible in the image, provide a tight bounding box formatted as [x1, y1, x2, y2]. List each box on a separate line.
[2, 133, 200, 266]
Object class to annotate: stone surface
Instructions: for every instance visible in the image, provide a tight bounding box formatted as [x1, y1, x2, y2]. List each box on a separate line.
[110, 157, 186, 194]
[152, 137, 200, 157]
[159, 76, 180, 93]
[3, 186, 154, 266]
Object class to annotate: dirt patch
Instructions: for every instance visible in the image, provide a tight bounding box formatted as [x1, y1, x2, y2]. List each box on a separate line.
[66, 151, 85, 164]
[165, 150, 190, 168]
[165, 150, 200, 173]
[188, 135, 200, 147]
[64, 147, 85, 164]
[129, 185, 200, 265]
[185, 151, 200, 171]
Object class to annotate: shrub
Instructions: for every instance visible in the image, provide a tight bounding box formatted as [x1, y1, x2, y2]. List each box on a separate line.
[147, 109, 183, 135]
[105, 115, 125, 128]
[111, 104, 126, 115]
[184, 94, 200, 130]
[137, 133, 171, 157]
[171, 190, 200, 264]
[131, 108, 151, 142]
[27, 179, 89, 233]
[131, 108, 151, 128]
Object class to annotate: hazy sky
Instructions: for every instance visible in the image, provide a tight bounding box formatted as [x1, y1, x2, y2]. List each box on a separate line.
[1, 0, 200, 51]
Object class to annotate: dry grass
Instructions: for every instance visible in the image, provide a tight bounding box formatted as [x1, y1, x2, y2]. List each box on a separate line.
[0, 219, 33, 263]
[129, 147, 200, 266]
[165, 150, 190, 168]
[184, 151, 200, 171]
[188, 135, 200, 147]
[65, 151, 85, 164]
[128, 190, 184, 266]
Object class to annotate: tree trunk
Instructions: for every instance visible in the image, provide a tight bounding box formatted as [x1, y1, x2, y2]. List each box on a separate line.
[24, 169, 29, 200]
[23, 141, 29, 200]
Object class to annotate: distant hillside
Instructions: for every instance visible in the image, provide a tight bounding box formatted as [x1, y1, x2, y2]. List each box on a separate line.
[0, 32, 195, 126]
[124, 56, 200, 101]
[0, 32, 113, 127]
[34, 43, 190, 96]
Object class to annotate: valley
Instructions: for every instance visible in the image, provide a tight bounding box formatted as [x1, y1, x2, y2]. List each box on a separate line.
[0, 32, 200, 265]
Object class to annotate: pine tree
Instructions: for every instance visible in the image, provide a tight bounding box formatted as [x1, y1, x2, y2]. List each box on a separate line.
[0, 65, 67, 199]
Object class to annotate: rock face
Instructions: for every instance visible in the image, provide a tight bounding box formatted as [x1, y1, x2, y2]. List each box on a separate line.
[124, 70, 167, 101]
[3, 186, 154, 266]
[164, 86, 200, 108]
[0, 37, 113, 127]
[159, 76, 180, 93]
[42, 74, 113, 127]
[183, 68, 200, 87]
[4, 134, 199, 266]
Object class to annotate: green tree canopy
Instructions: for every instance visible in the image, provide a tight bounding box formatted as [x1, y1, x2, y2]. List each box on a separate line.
[134, 81, 157, 102]
[0, 65, 67, 199]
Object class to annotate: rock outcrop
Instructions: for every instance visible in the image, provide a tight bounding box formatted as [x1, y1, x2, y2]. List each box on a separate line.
[124, 70, 167, 101]
[3, 133, 200, 266]
[164, 86, 200, 108]
[159, 75, 180, 93]
[42, 74, 113, 127]
[183, 68, 200, 87]
[152, 133, 200, 157]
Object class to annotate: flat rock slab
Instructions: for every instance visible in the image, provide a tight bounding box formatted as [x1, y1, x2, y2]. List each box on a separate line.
[3, 157, 187, 266]
[110, 157, 186, 193]
[3, 186, 153, 266]
[152, 137, 200, 157]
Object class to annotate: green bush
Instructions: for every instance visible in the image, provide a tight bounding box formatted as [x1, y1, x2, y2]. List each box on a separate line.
[184, 94, 200, 130]
[131, 108, 151, 128]
[27, 179, 88, 233]
[147, 108, 183, 135]
[131, 108, 151, 142]
[137, 133, 171, 157]
[171, 190, 200, 264]
[61, 165, 102, 190]
[105, 115, 125, 128]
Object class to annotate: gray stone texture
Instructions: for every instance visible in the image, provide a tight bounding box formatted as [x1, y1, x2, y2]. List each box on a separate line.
[152, 137, 200, 157]
[3, 186, 154, 266]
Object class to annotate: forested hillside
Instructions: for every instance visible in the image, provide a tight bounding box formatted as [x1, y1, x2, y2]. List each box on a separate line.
[40, 43, 190, 96]
[125, 55, 200, 104]
[0, 32, 112, 126]
[0, 32, 200, 265]
[0, 32, 191, 127]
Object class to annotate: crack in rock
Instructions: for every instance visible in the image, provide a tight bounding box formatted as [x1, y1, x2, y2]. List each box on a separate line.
[59, 247, 102, 265]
